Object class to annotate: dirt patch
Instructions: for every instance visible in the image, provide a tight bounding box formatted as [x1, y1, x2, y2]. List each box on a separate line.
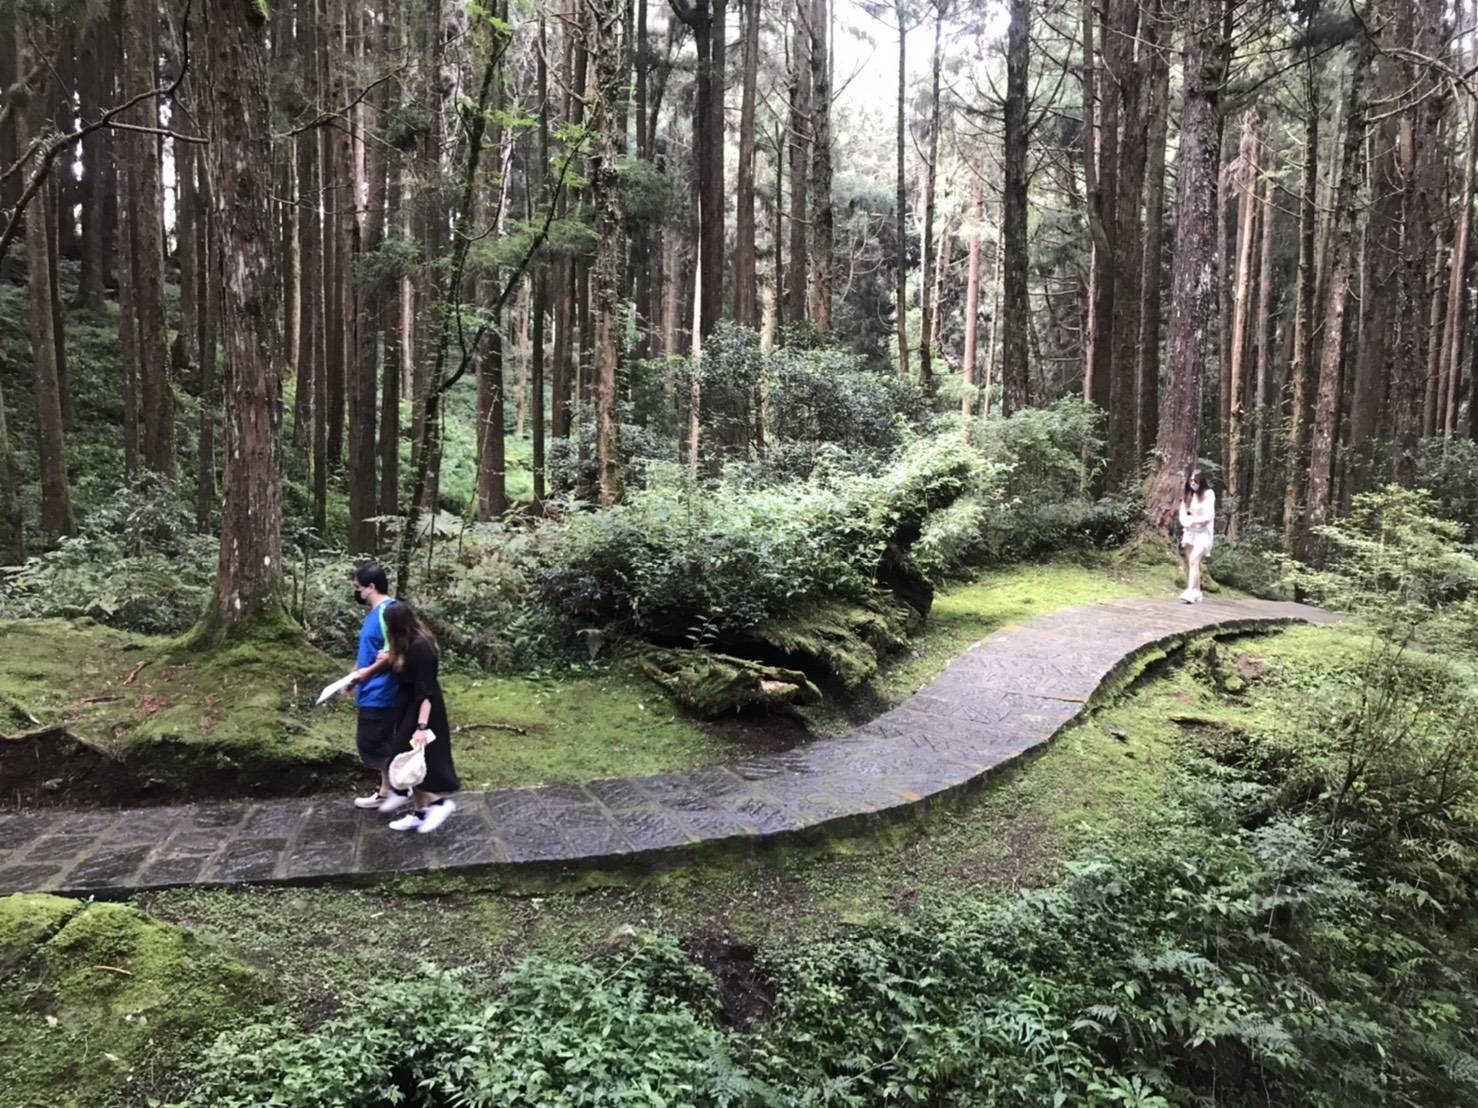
[700, 711, 811, 755]
[681, 931, 776, 1029]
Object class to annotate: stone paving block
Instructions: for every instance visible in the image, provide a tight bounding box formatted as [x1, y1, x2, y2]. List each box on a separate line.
[0, 863, 64, 893]
[108, 807, 188, 844]
[206, 838, 288, 883]
[64, 844, 152, 889]
[25, 834, 97, 862]
[0, 813, 50, 849]
[182, 803, 252, 834]
[583, 777, 654, 812]
[536, 795, 636, 858]
[240, 801, 310, 839]
[45, 810, 122, 836]
[282, 839, 358, 879]
[615, 806, 697, 852]
[357, 829, 441, 874]
[137, 851, 215, 888]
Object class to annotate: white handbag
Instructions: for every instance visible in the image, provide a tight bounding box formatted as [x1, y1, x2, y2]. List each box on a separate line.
[388, 730, 436, 792]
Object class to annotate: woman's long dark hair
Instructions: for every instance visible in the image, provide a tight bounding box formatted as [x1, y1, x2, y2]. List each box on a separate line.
[383, 601, 439, 671]
[1182, 469, 1209, 508]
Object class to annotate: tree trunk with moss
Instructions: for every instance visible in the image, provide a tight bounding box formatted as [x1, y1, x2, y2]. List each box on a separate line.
[0, 376, 23, 565]
[190, 0, 289, 646]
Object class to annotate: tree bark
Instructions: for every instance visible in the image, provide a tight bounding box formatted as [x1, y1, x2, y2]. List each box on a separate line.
[1226, 109, 1260, 537]
[1146, 0, 1226, 538]
[1441, 98, 1477, 438]
[1106, 0, 1144, 488]
[734, 0, 761, 328]
[1000, 0, 1030, 415]
[1303, 44, 1370, 562]
[894, 1, 908, 379]
[807, 0, 833, 333]
[1283, 18, 1320, 546]
[592, 0, 625, 505]
[962, 171, 983, 415]
[917, 1, 942, 386]
[123, 0, 174, 477]
[77, 15, 110, 311]
[18, 97, 74, 540]
[1135, 1, 1169, 461]
[196, 153, 217, 533]
[192, 0, 286, 645]
[786, 0, 811, 325]
[0, 374, 21, 563]
[1251, 142, 1277, 520]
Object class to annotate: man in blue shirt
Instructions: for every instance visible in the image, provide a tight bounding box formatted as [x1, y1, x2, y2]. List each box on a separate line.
[345, 563, 409, 812]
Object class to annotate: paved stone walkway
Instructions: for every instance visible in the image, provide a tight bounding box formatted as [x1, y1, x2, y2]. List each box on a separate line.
[0, 598, 1336, 896]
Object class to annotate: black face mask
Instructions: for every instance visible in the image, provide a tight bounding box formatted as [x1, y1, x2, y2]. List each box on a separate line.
[352, 587, 369, 606]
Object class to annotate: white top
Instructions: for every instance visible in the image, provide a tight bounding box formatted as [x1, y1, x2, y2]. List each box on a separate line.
[1178, 489, 1215, 533]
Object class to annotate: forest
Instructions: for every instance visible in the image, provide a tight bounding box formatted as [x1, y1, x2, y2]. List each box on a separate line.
[1, 0, 1477, 1104]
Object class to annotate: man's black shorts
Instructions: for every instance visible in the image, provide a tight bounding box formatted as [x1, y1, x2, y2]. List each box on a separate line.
[356, 707, 402, 770]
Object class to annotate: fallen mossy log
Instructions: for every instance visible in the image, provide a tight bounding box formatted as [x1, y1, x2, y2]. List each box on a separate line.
[639, 649, 822, 718]
[734, 594, 924, 688]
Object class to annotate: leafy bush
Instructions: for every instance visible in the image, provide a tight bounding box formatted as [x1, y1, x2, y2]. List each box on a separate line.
[189, 940, 766, 1108]
[536, 436, 983, 640]
[1209, 521, 1287, 599]
[0, 475, 217, 633]
[1418, 436, 1478, 540]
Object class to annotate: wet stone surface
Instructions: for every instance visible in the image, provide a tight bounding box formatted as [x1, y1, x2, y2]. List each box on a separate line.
[0, 599, 1337, 895]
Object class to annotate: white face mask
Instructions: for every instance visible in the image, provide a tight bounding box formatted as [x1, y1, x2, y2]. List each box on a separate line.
[1190, 481, 1201, 492]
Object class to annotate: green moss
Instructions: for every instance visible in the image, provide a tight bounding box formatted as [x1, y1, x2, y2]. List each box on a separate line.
[639, 648, 821, 717]
[443, 660, 733, 790]
[0, 894, 81, 975]
[0, 898, 270, 1107]
[755, 596, 918, 687]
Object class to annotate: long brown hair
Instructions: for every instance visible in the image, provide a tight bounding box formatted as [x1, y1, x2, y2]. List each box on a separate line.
[382, 601, 439, 671]
[1182, 468, 1209, 508]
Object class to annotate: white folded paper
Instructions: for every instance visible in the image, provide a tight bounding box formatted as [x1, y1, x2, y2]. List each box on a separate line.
[315, 673, 356, 706]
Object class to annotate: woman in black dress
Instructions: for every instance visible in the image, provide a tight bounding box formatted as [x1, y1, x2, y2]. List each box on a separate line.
[381, 602, 460, 833]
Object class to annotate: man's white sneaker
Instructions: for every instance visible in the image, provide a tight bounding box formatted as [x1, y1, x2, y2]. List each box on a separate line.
[416, 799, 457, 834]
[377, 790, 412, 814]
[354, 792, 386, 809]
[388, 810, 424, 832]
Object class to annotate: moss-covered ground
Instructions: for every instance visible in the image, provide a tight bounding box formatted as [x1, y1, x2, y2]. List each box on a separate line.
[2, 550, 1199, 803]
[0, 616, 1355, 1106]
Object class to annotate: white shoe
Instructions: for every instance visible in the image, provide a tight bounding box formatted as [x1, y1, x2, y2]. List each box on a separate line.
[416, 799, 457, 834]
[1179, 589, 1194, 604]
[377, 790, 412, 814]
[388, 810, 424, 832]
[1189, 589, 1203, 604]
[354, 791, 386, 809]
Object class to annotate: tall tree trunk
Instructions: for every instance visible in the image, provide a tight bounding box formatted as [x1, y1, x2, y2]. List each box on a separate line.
[592, 0, 626, 505]
[0, 375, 21, 563]
[962, 172, 983, 414]
[808, 0, 833, 333]
[533, 17, 551, 501]
[1000, 0, 1031, 414]
[192, 0, 286, 645]
[734, 0, 760, 328]
[1226, 109, 1260, 538]
[1441, 98, 1477, 438]
[1080, 0, 1119, 440]
[1146, 0, 1226, 538]
[894, 2, 908, 379]
[786, 0, 811, 325]
[124, 0, 174, 477]
[18, 99, 74, 540]
[1251, 144, 1277, 519]
[917, 1, 942, 387]
[1283, 20, 1320, 546]
[348, 16, 390, 553]
[77, 15, 110, 311]
[1304, 46, 1370, 561]
[197, 155, 217, 533]
[1106, 0, 1145, 488]
[1135, 0, 1169, 460]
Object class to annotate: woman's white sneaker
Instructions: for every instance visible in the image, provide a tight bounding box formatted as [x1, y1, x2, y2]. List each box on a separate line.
[354, 791, 386, 809]
[416, 799, 457, 834]
[388, 810, 424, 832]
[377, 790, 412, 814]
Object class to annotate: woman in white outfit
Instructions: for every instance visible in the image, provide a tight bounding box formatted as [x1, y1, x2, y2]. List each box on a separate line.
[1177, 469, 1215, 603]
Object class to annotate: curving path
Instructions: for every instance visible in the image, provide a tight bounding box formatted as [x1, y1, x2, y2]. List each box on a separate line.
[0, 598, 1336, 897]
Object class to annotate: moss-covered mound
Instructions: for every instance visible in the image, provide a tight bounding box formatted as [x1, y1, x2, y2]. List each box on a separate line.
[0, 618, 360, 805]
[0, 894, 271, 1107]
[640, 648, 823, 717]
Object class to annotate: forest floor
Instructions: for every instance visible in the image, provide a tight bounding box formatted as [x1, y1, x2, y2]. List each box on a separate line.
[0, 549, 1196, 808]
[0, 617, 1353, 1106]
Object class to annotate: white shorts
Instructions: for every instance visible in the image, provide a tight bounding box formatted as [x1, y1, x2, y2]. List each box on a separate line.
[1182, 529, 1214, 557]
